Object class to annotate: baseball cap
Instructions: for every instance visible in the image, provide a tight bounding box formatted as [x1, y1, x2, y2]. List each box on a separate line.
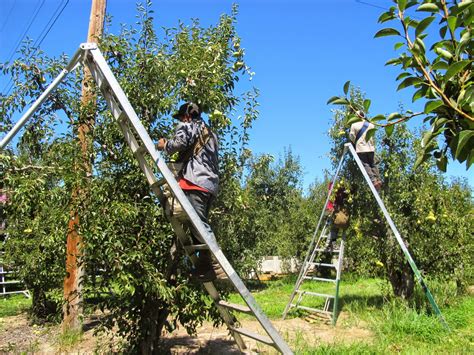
[172, 102, 201, 119]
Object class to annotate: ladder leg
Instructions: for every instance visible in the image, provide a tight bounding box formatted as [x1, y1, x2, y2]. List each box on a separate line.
[0, 48, 84, 149]
[283, 150, 347, 319]
[345, 143, 449, 329]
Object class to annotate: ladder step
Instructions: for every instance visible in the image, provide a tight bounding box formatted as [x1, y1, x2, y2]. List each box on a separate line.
[217, 300, 252, 314]
[184, 244, 209, 251]
[0, 281, 21, 285]
[133, 145, 147, 155]
[99, 80, 108, 92]
[230, 327, 275, 347]
[150, 178, 166, 189]
[292, 304, 332, 315]
[314, 248, 340, 253]
[308, 262, 337, 268]
[296, 290, 334, 298]
[303, 276, 336, 283]
[118, 111, 128, 123]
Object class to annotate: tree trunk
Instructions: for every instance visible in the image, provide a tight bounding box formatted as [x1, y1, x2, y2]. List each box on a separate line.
[388, 261, 415, 299]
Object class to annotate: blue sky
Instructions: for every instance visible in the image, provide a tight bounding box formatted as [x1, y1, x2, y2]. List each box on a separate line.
[1, 0, 472, 188]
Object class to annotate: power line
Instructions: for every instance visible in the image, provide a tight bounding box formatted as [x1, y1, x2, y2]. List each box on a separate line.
[3, 0, 70, 95]
[5, 0, 46, 64]
[0, 0, 16, 32]
[33, 0, 69, 49]
[355, 0, 390, 11]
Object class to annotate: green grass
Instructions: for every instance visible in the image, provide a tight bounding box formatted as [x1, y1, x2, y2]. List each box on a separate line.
[229, 276, 474, 354]
[0, 294, 31, 318]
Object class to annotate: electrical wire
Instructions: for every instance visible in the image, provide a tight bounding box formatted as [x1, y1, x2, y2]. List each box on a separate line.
[2, 0, 70, 95]
[5, 0, 46, 64]
[0, 0, 16, 33]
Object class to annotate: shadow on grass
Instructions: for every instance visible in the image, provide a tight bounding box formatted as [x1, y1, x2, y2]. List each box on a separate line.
[339, 294, 385, 310]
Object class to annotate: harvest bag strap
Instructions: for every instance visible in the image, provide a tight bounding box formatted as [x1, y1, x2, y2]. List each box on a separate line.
[355, 121, 370, 143]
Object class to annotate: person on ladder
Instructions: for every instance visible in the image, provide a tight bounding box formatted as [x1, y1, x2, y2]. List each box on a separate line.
[324, 182, 351, 252]
[156, 102, 223, 281]
[349, 112, 382, 191]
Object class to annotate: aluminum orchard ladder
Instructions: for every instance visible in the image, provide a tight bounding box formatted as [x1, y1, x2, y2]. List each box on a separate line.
[282, 217, 346, 325]
[0, 43, 293, 354]
[283, 144, 449, 330]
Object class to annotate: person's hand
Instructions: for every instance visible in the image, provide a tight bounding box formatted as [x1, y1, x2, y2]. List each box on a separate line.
[157, 138, 166, 150]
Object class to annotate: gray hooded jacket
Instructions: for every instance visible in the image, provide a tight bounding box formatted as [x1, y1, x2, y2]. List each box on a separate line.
[164, 119, 219, 195]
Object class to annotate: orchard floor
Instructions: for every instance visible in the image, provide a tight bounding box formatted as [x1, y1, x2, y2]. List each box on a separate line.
[1, 278, 473, 353]
[0, 310, 371, 354]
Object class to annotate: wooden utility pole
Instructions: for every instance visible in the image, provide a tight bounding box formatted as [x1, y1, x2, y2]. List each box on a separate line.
[63, 0, 107, 331]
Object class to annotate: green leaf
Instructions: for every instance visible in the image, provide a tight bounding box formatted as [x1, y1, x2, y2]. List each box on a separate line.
[396, 72, 411, 81]
[414, 152, 431, 169]
[385, 124, 395, 137]
[397, 76, 422, 90]
[378, 11, 396, 23]
[445, 60, 472, 81]
[439, 26, 447, 39]
[424, 100, 444, 113]
[436, 155, 447, 172]
[397, 0, 407, 11]
[388, 112, 402, 121]
[371, 114, 386, 122]
[412, 86, 428, 102]
[416, 3, 439, 12]
[455, 130, 474, 160]
[422, 130, 434, 147]
[363, 99, 371, 112]
[431, 61, 449, 71]
[331, 98, 350, 105]
[346, 115, 361, 125]
[394, 42, 404, 50]
[365, 128, 376, 142]
[415, 16, 435, 37]
[386, 58, 402, 66]
[414, 37, 426, 53]
[327, 96, 341, 104]
[374, 28, 401, 38]
[458, 1, 474, 11]
[447, 16, 457, 34]
[467, 150, 474, 170]
[343, 80, 350, 95]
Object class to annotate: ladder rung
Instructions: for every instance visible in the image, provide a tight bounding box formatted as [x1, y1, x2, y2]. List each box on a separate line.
[308, 262, 337, 268]
[230, 327, 275, 347]
[133, 145, 147, 155]
[291, 304, 332, 314]
[314, 248, 340, 253]
[184, 244, 209, 251]
[303, 276, 336, 283]
[0, 281, 21, 285]
[217, 300, 252, 314]
[296, 290, 334, 298]
[150, 178, 166, 189]
[99, 80, 109, 92]
[118, 111, 128, 123]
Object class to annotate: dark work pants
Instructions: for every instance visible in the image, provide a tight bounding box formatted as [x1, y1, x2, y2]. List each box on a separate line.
[357, 152, 381, 184]
[184, 190, 215, 245]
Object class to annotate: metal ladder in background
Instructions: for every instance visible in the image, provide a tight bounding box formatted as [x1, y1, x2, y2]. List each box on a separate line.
[283, 144, 449, 329]
[0, 43, 293, 354]
[283, 216, 346, 325]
